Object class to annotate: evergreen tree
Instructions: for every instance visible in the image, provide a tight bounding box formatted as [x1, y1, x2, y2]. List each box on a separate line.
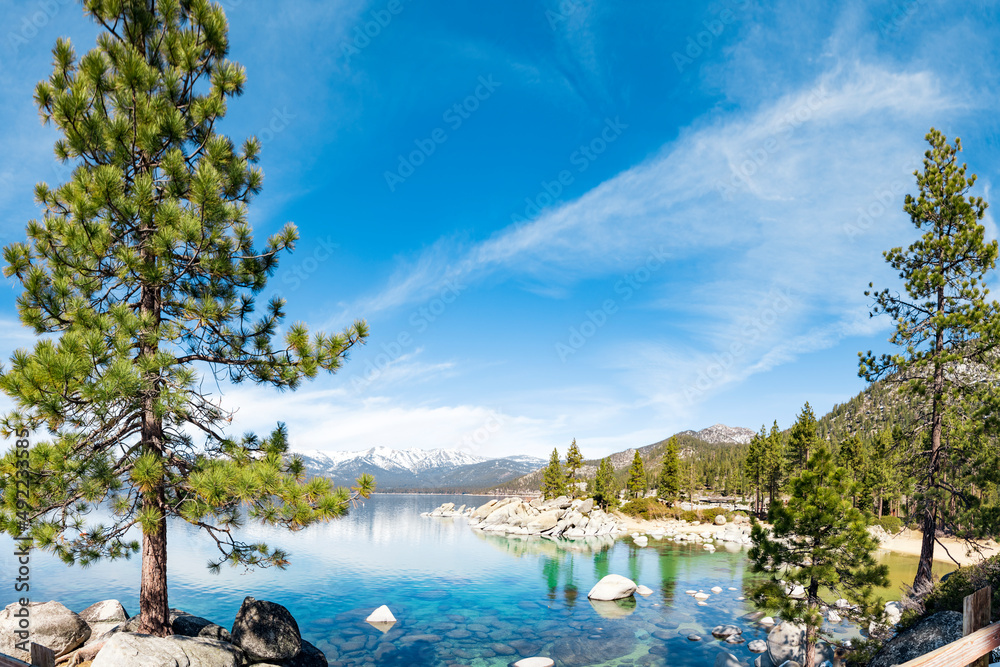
[626, 450, 646, 499]
[860, 129, 999, 594]
[787, 402, 819, 475]
[565, 438, 584, 497]
[592, 457, 618, 510]
[744, 425, 767, 516]
[764, 421, 785, 507]
[657, 436, 680, 503]
[541, 448, 568, 499]
[748, 443, 889, 667]
[0, 0, 372, 636]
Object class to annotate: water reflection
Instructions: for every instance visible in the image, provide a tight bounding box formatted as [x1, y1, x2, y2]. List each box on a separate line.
[0, 494, 957, 667]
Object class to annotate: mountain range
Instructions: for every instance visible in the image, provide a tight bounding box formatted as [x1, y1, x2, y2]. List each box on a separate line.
[291, 424, 755, 493]
[291, 446, 546, 492]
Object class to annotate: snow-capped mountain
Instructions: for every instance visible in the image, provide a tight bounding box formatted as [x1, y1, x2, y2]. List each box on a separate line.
[677, 423, 755, 445]
[290, 446, 546, 491]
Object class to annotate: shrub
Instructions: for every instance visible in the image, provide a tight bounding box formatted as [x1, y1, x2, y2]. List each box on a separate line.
[619, 497, 672, 520]
[924, 553, 1000, 620]
[876, 515, 903, 534]
[679, 510, 699, 522]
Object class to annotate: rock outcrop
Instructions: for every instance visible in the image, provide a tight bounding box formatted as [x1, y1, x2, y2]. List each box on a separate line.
[91, 633, 243, 667]
[0, 600, 91, 660]
[868, 611, 963, 667]
[230, 597, 302, 662]
[428, 496, 629, 538]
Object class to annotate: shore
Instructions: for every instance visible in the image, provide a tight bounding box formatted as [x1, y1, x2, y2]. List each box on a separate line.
[879, 529, 1000, 566]
[616, 513, 1000, 567]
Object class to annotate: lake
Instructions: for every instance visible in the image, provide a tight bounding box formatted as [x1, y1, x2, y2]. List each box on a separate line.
[0, 494, 953, 666]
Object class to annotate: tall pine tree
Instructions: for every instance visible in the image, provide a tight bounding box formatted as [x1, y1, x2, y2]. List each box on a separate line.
[541, 448, 568, 499]
[0, 0, 372, 636]
[859, 129, 999, 594]
[749, 443, 889, 667]
[565, 438, 584, 497]
[592, 457, 618, 509]
[657, 436, 680, 503]
[626, 450, 646, 499]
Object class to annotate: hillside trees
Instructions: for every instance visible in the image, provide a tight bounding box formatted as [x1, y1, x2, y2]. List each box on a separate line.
[749, 443, 889, 667]
[787, 402, 820, 475]
[859, 129, 999, 594]
[0, 0, 371, 636]
[745, 426, 767, 515]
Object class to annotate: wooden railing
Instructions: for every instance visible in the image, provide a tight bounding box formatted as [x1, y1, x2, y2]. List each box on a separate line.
[0, 644, 53, 667]
[898, 586, 999, 667]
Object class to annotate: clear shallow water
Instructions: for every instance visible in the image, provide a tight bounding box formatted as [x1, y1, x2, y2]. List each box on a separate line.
[0, 494, 946, 666]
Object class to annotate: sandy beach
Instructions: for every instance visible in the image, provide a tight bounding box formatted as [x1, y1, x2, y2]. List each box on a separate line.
[617, 514, 1000, 567]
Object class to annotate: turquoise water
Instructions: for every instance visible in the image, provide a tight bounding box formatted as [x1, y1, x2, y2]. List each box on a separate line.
[0, 494, 922, 666]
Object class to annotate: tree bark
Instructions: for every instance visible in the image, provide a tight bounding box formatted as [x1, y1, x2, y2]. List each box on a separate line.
[138, 485, 170, 635]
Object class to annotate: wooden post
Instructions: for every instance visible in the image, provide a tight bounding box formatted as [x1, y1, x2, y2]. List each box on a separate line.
[28, 644, 53, 667]
[964, 586, 992, 667]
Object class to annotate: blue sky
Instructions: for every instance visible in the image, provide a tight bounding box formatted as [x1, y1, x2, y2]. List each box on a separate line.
[1, 0, 999, 460]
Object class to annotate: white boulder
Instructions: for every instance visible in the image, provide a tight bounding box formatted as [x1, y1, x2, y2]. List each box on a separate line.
[587, 574, 638, 601]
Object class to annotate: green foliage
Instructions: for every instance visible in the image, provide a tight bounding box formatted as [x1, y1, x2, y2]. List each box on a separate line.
[657, 436, 680, 502]
[541, 448, 568, 500]
[592, 457, 618, 510]
[748, 443, 889, 665]
[875, 515, 903, 534]
[626, 450, 646, 499]
[859, 128, 1000, 592]
[0, 0, 371, 630]
[678, 510, 699, 522]
[565, 438, 584, 497]
[923, 553, 1000, 620]
[619, 497, 672, 520]
[787, 402, 819, 475]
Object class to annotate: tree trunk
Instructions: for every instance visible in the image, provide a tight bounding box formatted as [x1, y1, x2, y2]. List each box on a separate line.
[805, 615, 817, 667]
[138, 486, 170, 635]
[914, 285, 945, 596]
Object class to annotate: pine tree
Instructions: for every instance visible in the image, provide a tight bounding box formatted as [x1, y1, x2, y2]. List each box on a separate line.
[592, 457, 618, 510]
[0, 1, 373, 636]
[748, 443, 889, 667]
[626, 450, 646, 499]
[541, 448, 568, 500]
[744, 426, 767, 516]
[565, 438, 584, 497]
[859, 128, 999, 594]
[657, 436, 680, 503]
[764, 421, 785, 507]
[787, 402, 819, 475]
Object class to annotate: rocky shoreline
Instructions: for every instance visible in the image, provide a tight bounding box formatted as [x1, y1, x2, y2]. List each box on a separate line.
[0, 596, 325, 667]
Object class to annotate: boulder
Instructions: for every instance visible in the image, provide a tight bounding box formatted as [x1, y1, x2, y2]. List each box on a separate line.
[279, 640, 328, 667]
[712, 624, 743, 639]
[715, 514, 728, 525]
[526, 510, 562, 533]
[635, 585, 654, 596]
[633, 536, 648, 546]
[365, 605, 396, 624]
[79, 600, 129, 645]
[767, 622, 806, 666]
[826, 610, 840, 624]
[514, 658, 555, 667]
[0, 600, 91, 659]
[230, 597, 301, 661]
[868, 611, 963, 667]
[578, 498, 594, 514]
[171, 609, 231, 642]
[711, 586, 724, 593]
[587, 574, 638, 601]
[748, 639, 768, 653]
[884, 600, 902, 626]
[786, 585, 805, 599]
[92, 633, 243, 667]
[715, 651, 746, 667]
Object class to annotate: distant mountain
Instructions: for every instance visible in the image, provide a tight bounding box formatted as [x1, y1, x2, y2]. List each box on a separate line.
[291, 446, 546, 492]
[491, 424, 753, 495]
[676, 423, 755, 445]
